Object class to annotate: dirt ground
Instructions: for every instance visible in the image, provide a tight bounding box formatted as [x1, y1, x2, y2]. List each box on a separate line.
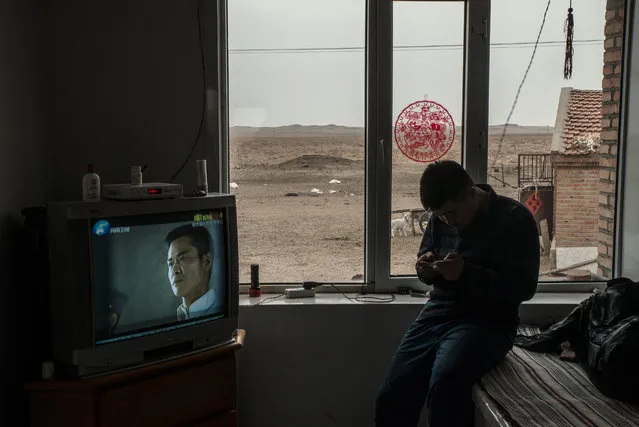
[229, 126, 553, 284]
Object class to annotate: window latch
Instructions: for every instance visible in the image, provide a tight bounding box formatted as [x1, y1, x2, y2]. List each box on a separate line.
[473, 18, 489, 40]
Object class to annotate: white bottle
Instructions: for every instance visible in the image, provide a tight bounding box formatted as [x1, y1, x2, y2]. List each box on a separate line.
[130, 165, 142, 185]
[82, 164, 101, 202]
[41, 360, 55, 380]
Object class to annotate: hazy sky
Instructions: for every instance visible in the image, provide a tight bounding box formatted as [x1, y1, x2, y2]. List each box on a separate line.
[228, 0, 606, 127]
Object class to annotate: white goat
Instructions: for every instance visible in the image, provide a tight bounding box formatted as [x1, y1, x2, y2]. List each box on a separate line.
[391, 212, 414, 238]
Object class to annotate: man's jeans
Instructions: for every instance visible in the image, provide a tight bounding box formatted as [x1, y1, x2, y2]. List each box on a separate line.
[375, 307, 515, 427]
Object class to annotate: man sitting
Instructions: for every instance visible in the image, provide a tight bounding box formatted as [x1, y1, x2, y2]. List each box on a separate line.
[375, 160, 540, 427]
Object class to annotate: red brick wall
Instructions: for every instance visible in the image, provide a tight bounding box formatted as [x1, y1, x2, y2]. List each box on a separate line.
[553, 159, 600, 247]
[598, 0, 625, 278]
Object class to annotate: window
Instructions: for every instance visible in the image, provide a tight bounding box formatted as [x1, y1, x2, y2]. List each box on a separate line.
[227, 0, 366, 284]
[487, 0, 613, 283]
[221, 0, 626, 291]
[390, 1, 465, 276]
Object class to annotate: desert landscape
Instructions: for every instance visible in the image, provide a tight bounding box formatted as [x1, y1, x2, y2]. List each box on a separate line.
[229, 125, 554, 284]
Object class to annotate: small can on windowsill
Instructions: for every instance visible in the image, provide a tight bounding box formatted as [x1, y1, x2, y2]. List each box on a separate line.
[249, 264, 262, 297]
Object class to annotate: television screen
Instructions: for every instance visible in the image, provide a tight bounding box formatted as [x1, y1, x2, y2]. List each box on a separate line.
[90, 210, 227, 344]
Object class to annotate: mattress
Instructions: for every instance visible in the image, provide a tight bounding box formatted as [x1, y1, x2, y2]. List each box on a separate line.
[474, 328, 639, 427]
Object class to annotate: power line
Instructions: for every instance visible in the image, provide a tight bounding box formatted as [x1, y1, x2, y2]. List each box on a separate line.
[228, 39, 603, 54]
[491, 0, 552, 169]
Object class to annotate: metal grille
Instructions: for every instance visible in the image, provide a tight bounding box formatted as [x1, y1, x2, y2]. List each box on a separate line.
[517, 154, 554, 187]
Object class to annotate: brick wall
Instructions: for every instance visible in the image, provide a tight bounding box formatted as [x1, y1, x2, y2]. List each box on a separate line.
[598, 0, 625, 278]
[553, 158, 600, 247]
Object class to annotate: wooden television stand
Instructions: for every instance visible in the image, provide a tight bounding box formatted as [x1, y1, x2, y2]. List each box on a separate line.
[24, 329, 246, 427]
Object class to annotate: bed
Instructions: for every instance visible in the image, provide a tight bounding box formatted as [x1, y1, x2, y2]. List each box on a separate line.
[473, 329, 639, 427]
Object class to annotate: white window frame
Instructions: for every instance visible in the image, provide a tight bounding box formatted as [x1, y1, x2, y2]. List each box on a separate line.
[218, 0, 625, 294]
[371, 0, 493, 293]
[618, 0, 635, 279]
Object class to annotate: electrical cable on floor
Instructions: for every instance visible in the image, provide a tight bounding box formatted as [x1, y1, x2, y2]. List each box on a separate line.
[248, 283, 396, 305]
[252, 294, 285, 306]
[326, 284, 396, 303]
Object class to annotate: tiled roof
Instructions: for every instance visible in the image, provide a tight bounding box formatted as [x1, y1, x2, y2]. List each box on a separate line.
[556, 89, 602, 155]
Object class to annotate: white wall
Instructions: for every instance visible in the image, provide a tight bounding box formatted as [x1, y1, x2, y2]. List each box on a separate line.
[45, 0, 220, 201]
[236, 301, 578, 427]
[0, 0, 47, 424]
[238, 304, 421, 427]
[622, 2, 639, 281]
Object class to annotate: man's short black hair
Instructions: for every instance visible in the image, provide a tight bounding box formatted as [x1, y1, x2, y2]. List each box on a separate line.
[165, 225, 213, 258]
[419, 160, 474, 211]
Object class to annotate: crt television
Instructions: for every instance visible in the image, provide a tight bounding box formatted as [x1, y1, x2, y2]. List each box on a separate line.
[22, 194, 239, 377]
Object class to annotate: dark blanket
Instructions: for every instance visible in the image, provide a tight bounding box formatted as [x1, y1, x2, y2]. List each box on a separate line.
[514, 277, 639, 404]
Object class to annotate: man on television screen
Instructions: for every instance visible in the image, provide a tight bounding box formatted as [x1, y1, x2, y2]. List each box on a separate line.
[108, 288, 128, 334]
[165, 224, 219, 321]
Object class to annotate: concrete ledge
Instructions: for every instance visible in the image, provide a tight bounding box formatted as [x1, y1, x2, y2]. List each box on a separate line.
[240, 292, 590, 326]
[240, 292, 590, 307]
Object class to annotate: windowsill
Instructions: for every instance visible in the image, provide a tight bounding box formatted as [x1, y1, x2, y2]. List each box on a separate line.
[240, 292, 590, 307]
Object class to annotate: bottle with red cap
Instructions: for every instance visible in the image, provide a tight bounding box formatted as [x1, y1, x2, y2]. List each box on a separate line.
[249, 264, 262, 297]
[82, 163, 101, 202]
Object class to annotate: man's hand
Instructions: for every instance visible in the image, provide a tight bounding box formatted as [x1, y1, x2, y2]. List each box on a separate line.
[416, 251, 439, 280]
[433, 253, 465, 281]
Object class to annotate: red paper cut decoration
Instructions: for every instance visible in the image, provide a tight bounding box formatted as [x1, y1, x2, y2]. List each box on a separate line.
[394, 100, 456, 163]
[525, 191, 543, 216]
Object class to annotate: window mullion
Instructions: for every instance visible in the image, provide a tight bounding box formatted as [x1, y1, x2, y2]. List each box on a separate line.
[368, 0, 394, 292]
[463, 0, 491, 184]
